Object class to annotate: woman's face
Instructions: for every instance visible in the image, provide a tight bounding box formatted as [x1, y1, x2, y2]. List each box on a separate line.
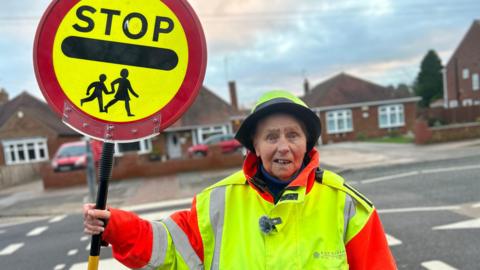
[253, 114, 307, 181]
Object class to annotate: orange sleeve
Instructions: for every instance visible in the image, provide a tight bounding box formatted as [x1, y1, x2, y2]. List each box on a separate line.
[102, 208, 153, 269]
[345, 210, 397, 270]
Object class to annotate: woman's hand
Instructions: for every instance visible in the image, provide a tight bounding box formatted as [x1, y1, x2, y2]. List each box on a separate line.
[83, 203, 111, 235]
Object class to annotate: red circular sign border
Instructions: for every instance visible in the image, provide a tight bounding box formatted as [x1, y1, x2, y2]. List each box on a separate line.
[33, 0, 207, 141]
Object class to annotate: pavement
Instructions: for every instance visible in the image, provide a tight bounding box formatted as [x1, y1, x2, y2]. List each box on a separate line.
[1, 138, 479, 225]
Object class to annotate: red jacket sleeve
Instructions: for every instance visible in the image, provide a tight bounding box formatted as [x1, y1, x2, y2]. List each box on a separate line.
[345, 210, 397, 270]
[102, 208, 153, 269]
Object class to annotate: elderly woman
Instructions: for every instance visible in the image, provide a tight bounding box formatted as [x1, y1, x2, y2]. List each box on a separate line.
[84, 90, 396, 269]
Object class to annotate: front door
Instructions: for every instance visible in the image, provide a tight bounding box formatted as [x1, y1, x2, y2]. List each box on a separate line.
[167, 133, 182, 159]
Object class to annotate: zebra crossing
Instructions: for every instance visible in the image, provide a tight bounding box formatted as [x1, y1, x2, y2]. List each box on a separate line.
[1, 205, 473, 270]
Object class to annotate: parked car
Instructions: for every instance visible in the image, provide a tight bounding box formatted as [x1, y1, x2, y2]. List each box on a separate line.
[188, 134, 243, 157]
[51, 140, 102, 172]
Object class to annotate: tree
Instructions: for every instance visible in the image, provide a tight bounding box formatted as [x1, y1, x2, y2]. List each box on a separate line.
[414, 50, 443, 107]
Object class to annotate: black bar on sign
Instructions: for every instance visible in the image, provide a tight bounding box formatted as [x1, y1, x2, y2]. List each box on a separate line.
[61, 36, 179, 71]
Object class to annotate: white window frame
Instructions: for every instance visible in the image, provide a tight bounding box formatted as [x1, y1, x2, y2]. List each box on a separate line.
[2, 137, 49, 165]
[462, 99, 473, 106]
[449, 100, 458, 108]
[378, 104, 405, 128]
[463, 68, 470, 79]
[114, 138, 152, 156]
[326, 109, 353, 134]
[197, 125, 228, 144]
[472, 73, 479, 91]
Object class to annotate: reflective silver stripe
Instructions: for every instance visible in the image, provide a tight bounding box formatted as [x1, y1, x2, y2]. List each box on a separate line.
[343, 194, 356, 242]
[209, 187, 226, 270]
[163, 217, 204, 270]
[139, 221, 168, 270]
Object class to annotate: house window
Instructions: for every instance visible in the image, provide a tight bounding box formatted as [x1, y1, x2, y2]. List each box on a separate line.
[462, 99, 473, 106]
[473, 73, 479, 91]
[378, 104, 405, 128]
[326, 110, 353, 134]
[2, 138, 49, 165]
[449, 100, 458, 108]
[198, 125, 228, 143]
[463, 68, 470, 79]
[114, 139, 152, 156]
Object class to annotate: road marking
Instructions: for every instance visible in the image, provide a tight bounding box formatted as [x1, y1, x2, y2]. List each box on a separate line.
[361, 171, 419, 184]
[139, 209, 187, 221]
[122, 197, 192, 212]
[68, 249, 78, 256]
[421, 164, 480, 174]
[54, 264, 66, 270]
[85, 244, 90, 251]
[0, 229, 5, 234]
[49, 215, 67, 223]
[26, 226, 48, 236]
[378, 205, 461, 214]
[70, 258, 130, 270]
[421, 260, 458, 270]
[360, 164, 480, 185]
[385, 234, 402, 246]
[473, 203, 480, 208]
[433, 218, 480, 230]
[0, 243, 24, 255]
[80, 236, 89, 242]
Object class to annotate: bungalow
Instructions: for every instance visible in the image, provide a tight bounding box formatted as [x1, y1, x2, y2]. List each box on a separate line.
[302, 73, 421, 144]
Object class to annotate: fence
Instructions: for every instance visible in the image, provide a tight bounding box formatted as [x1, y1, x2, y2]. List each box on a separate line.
[0, 163, 43, 189]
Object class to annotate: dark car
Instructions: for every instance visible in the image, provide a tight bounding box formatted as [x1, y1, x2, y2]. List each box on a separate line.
[187, 134, 243, 157]
[51, 140, 102, 172]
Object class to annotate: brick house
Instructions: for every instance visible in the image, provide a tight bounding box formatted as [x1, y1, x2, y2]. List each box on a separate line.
[152, 84, 240, 159]
[443, 20, 480, 108]
[0, 91, 82, 166]
[302, 73, 421, 144]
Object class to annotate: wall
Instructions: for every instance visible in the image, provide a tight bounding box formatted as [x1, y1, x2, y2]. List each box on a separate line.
[415, 120, 480, 144]
[0, 162, 44, 189]
[41, 145, 244, 189]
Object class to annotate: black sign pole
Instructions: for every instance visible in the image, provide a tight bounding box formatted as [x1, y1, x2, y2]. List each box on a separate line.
[88, 142, 115, 270]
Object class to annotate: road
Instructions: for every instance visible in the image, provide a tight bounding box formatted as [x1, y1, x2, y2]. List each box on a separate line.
[342, 156, 480, 270]
[0, 156, 479, 269]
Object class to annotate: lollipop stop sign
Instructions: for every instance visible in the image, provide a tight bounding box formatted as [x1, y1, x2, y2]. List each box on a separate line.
[34, 0, 207, 142]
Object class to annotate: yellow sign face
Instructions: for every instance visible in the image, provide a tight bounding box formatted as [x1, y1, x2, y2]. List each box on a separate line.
[53, 0, 188, 122]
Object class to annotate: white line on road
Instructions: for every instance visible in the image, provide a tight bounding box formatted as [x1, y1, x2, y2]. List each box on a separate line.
[80, 236, 89, 242]
[67, 249, 78, 256]
[122, 197, 192, 212]
[49, 215, 67, 223]
[85, 244, 90, 251]
[360, 164, 480, 185]
[0, 243, 24, 256]
[433, 218, 480, 230]
[385, 234, 402, 246]
[361, 171, 419, 184]
[54, 264, 66, 270]
[473, 203, 480, 208]
[26, 226, 48, 237]
[378, 205, 461, 214]
[421, 260, 458, 270]
[421, 164, 480, 174]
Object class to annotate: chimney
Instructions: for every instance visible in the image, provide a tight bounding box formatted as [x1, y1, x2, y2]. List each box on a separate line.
[0, 88, 8, 105]
[228, 81, 238, 112]
[303, 78, 310, 95]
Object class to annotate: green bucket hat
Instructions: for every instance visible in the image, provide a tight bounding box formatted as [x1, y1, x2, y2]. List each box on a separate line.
[235, 90, 322, 152]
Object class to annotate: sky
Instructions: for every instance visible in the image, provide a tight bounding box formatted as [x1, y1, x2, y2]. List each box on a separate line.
[0, 0, 479, 109]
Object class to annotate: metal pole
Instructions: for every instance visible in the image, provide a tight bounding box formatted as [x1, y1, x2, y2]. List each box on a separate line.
[85, 140, 97, 203]
[88, 142, 114, 270]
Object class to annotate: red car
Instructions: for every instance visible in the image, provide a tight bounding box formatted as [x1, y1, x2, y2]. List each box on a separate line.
[188, 134, 243, 157]
[51, 140, 102, 172]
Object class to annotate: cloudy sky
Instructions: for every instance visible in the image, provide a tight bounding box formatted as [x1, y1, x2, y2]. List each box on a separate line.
[0, 0, 479, 108]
